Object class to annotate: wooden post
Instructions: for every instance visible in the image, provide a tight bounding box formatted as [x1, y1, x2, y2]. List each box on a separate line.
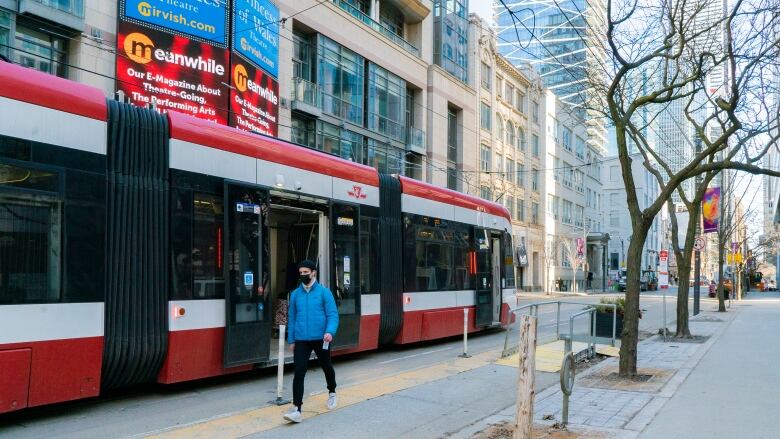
[514, 315, 537, 439]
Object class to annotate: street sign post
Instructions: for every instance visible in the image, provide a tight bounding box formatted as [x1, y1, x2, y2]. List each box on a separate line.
[693, 236, 703, 315]
[659, 250, 669, 289]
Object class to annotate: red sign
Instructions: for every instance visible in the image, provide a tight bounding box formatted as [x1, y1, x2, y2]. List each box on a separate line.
[659, 250, 668, 262]
[229, 53, 279, 137]
[116, 21, 229, 124]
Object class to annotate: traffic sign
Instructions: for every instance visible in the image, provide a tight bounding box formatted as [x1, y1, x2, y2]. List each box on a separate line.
[693, 237, 706, 252]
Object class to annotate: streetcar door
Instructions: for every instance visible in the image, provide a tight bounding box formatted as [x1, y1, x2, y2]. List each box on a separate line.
[329, 202, 361, 349]
[223, 184, 271, 367]
[474, 228, 493, 327]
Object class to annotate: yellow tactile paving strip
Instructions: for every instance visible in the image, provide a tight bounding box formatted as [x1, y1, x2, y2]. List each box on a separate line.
[147, 350, 499, 439]
[496, 340, 620, 372]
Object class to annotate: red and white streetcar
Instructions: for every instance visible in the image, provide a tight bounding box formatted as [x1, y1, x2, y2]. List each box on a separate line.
[0, 61, 515, 413]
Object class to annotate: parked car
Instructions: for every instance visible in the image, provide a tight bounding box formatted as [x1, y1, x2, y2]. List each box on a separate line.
[688, 276, 709, 288]
[617, 268, 628, 291]
[641, 270, 658, 291]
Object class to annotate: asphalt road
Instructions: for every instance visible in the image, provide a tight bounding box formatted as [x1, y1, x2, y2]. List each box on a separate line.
[0, 292, 694, 439]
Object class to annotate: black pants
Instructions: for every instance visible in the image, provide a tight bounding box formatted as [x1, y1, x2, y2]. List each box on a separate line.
[293, 339, 337, 408]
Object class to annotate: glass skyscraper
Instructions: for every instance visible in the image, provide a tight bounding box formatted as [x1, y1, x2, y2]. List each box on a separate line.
[494, 0, 607, 150]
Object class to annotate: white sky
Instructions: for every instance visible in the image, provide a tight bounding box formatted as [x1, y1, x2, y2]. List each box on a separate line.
[469, 1, 493, 20]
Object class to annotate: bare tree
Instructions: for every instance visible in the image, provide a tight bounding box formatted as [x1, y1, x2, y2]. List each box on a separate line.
[597, 0, 780, 377]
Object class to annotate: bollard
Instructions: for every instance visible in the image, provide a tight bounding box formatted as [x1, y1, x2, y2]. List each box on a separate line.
[460, 308, 471, 358]
[662, 288, 668, 341]
[273, 325, 290, 405]
[515, 315, 538, 439]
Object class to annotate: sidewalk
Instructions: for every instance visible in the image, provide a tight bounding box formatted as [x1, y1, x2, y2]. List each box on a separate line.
[640, 292, 780, 438]
[457, 293, 777, 439]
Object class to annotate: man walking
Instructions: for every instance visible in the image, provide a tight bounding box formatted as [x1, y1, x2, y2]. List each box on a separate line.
[283, 260, 339, 423]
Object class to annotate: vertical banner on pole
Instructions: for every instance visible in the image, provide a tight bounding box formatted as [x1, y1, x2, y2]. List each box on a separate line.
[702, 187, 721, 233]
[659, 249, 669, 289]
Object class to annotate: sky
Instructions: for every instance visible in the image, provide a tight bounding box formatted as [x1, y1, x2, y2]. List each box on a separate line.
[470, 1, 493, 20]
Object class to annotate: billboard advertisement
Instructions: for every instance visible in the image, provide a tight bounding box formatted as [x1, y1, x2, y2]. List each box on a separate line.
[233, 0, 280, 77]
[229, 53, 279, 136]
[116, 21, 230, 124]
[122, 0, 229, 46]
[702, 187, 721, 233]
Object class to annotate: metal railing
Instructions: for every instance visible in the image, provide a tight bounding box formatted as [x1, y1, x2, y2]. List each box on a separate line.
[332, 0, 420, 57]
[291, 77, 322, 108]
[501, 300, 617, 358]
[407, 126, 425, 153]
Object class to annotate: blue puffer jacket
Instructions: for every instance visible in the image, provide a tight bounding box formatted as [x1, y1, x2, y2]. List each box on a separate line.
[287, 281, 339, 344]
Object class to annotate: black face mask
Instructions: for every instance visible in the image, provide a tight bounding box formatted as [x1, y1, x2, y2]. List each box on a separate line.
[299, 274, 311, 285]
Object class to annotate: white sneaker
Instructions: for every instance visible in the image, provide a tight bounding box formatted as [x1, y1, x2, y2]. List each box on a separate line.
[326, 392, 337, 410]
[283, 407, 302, 423]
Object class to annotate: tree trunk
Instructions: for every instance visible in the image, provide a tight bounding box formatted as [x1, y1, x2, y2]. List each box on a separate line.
[618, 232, 647, 377]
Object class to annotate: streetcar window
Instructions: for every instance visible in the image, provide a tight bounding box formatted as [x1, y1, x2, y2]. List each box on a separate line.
[0, 193, 61, 304]
[503, 232, 515, 288]
[171, 190, 225, 300]
[360, 213, 378, 294]
[0, 162, 58, 192]
[403, 214, 471, 292]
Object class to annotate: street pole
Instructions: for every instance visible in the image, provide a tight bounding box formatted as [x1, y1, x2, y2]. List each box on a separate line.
[694, 250, 701, 315]
[602, 243, 607, 292]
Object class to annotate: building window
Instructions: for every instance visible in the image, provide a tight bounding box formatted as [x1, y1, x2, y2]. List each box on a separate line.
[496, 76, 503, 97]
[447, 108, 458, 163]
[575, 136, 585, 159]
[610, 252, 619, 270]
[505, 195, 515, 217]
[480, 186, 492, 200]
[495, 113, 504, 140]
[532, 134, 540, 157]
[481, 62, 491, 89]
[517, 199, 525, 222]
[13, 24, 67, 77]
[318, 36, 364, 125]
[516, 162, 524, 187]
[0, 10, 10, 59]
[480, 144, 491, 172]
[505, 158, 515, 182]
[532, 100, 540, 124]
[379, 2, 404, 37]
[562, 200, 572, 224]
[480, 102, 491, 131]
[506, 121, 515, 146]
[562, 126, 573, 151]
[317, 121, 363, 162]
[518, 127, 526, 151]
[433, 0, 468, 83]
[532, 202, 539, 225]
[292, 114, 316, 147]
[515, 90, 525, 112]
[367, 62, 407, 142]
[293, 31, 314, 80]
[531, 168, 539, 191]
[549, 195, 560, 220]
[366, 138, 404, 175]
[447, 166, 458, 190]
[505, 83, 514, 104]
